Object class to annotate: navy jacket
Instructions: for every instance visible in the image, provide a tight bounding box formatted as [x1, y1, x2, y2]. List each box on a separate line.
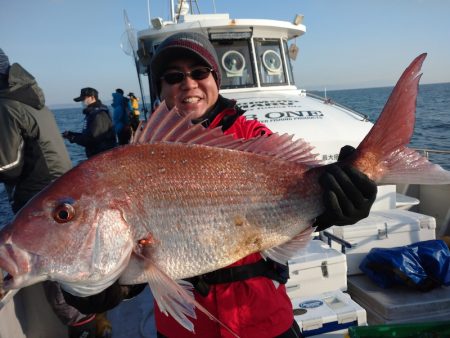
[66, 101, 117, 158]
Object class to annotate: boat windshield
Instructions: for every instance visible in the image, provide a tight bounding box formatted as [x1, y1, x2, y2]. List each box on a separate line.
[212, 39, 256, 89]
[254, 39, 288, 86]
[212, 37, 293, 90]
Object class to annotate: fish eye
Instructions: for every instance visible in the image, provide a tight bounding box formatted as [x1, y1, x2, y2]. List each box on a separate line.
[53, 203, 75, 223]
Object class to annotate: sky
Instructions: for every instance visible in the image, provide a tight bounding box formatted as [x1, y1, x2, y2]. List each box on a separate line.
[1, 0, 450, 107]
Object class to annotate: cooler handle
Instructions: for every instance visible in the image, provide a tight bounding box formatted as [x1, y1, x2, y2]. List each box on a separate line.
[322, 231, 354, 253]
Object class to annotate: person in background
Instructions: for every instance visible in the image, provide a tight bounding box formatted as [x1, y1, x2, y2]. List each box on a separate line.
[152, 97, 161, 113]
[63, 32, 377, 338]
[0, 48, 98, 338]
[62, 87, 116, 158]
[112, 88, 131, 145]
[127, 92, 141, 132]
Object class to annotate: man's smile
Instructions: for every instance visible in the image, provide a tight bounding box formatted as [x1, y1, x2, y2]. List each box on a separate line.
[182, 96, 202, 104]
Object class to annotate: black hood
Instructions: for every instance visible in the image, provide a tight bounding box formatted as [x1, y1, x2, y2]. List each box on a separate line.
[0, 63, 45, 110]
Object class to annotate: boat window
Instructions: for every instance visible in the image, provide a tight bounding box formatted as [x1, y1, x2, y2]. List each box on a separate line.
[254, 39, 287, 86]
[211, 40, 256, 89]
[284, 40, 295, 85]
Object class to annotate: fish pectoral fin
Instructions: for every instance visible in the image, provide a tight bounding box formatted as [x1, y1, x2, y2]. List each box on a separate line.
[262, 225, 315, 264]
[146, 266, 195, 331]
[144, 263, 240, 337]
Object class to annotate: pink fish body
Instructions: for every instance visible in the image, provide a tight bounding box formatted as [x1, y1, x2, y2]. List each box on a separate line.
[0, 130, 320, 290]
[1, 53, 450, 332]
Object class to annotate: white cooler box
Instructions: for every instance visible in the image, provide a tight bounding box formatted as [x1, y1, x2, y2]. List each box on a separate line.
[348, 275, 450, 325]
[320, 209, 436, 275]
[292, 290, 367, 337]
[286, 240, 347, 299]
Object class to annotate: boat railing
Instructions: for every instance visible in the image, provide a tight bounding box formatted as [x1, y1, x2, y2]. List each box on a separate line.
[413, 148, 450, 159]
[305, 91, 369, 122]
[412, 148, 450, 172]
[305, 91, 450, 166]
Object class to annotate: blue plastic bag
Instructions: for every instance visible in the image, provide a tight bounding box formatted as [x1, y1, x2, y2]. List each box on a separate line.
[359, 240, 450, 290]
[408, 240, 450, 286]
[359, 245, 428, 289]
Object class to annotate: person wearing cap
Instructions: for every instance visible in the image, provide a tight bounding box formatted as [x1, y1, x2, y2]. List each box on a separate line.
[0, 48, 99, 338]
[63, 32, 377, 338]
[62, 87, 116, 158]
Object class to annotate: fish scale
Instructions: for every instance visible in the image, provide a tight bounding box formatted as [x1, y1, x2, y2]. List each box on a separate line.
[88, 142, 320, 281]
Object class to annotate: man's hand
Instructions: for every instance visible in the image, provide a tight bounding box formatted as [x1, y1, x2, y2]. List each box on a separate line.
[62, 131, 75, 142]
[314, 146, 377, 231]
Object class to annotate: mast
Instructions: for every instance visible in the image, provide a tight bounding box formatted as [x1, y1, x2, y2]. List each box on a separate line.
[170, 0, 175, 22]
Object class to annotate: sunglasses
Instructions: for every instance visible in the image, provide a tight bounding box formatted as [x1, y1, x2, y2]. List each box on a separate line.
[160, 67, 214, 85]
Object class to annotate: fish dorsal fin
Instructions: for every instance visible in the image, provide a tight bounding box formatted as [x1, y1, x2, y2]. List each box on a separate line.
[131, 101, 321, 166]
[262, 226, 315, 264]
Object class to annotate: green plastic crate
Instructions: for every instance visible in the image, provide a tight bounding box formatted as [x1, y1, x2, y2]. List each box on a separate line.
[348, 321, 450, 338]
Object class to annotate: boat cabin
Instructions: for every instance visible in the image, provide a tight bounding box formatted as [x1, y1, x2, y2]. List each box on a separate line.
[135, 12, 372, 162]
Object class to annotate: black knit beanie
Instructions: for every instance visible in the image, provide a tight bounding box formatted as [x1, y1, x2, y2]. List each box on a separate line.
[150, 32, 221, 95]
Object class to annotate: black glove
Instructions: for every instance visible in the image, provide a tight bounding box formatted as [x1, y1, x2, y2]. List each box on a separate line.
[314, 146, 377, 231]
[62, 281, 146, 314]
[62, 131, 76, 143]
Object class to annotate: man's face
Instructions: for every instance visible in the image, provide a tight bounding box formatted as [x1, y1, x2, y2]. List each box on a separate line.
[83, 95, 96, 106]
[159, 57, 219, 119]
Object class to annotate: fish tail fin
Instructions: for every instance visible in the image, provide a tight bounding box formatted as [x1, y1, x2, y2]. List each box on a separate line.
[349, 53, 450, 185]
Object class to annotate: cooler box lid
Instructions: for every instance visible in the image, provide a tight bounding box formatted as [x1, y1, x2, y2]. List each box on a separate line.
[292, 290, 367, 336]
[288, 239, 346, 271]
[332, 209, 436, 240]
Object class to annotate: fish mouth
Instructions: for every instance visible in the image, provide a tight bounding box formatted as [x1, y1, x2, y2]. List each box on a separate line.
[0, 243, 43, 291]
[0, 244, 22, 279]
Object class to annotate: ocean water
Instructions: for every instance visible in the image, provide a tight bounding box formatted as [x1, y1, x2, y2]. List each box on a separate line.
[1, 82, 449, 227]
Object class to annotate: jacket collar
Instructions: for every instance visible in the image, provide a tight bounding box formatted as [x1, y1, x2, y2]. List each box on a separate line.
[192, 95, 238, 128]
[83, 100, 107, 115]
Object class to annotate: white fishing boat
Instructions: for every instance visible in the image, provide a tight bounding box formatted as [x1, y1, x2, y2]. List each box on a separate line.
[1, 1, 449, 337]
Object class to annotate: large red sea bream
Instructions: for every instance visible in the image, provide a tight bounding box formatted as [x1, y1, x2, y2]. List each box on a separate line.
[1, 54, 450, 333]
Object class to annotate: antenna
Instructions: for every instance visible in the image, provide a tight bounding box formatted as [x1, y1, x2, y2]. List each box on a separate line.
[147, 0, 151, 26]
[122, 10, 149, 120]
[170, 0, 175, 22]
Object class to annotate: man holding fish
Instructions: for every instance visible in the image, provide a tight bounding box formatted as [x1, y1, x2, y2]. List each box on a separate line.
[62, 32, 377, 338]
